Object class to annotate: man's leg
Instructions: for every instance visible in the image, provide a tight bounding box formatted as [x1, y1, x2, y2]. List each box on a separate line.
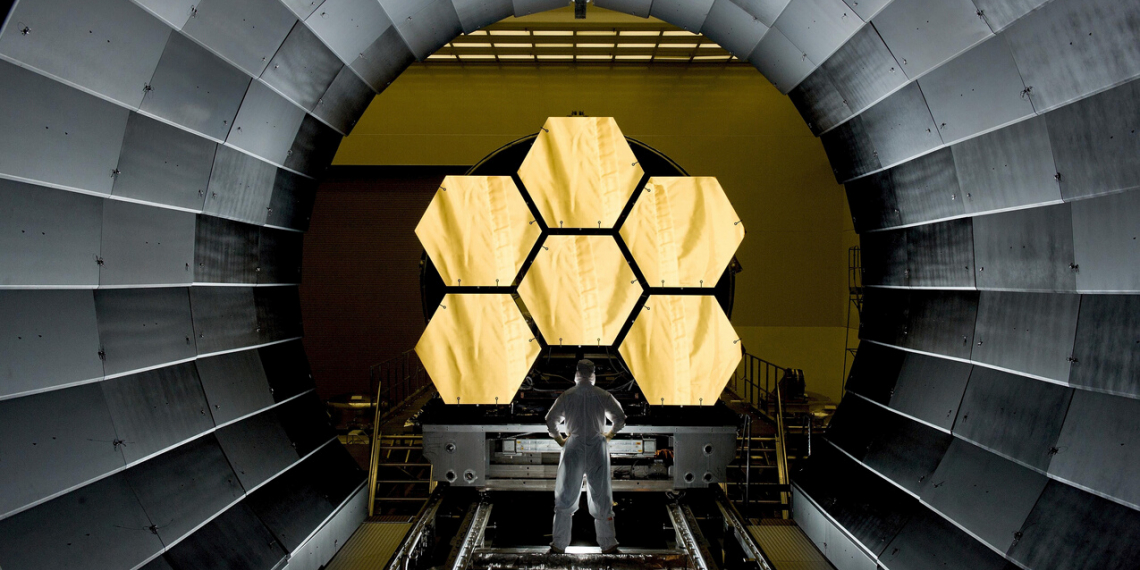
[552, 442, 585, 550]
[584, 441, 618, 551]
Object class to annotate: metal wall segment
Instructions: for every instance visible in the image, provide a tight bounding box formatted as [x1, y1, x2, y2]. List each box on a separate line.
[189, 286, 261, 354]
[162, 502, 288, 570]
[195, 349, 276, 425]
[112, 113, 218, 211]
[791, 485, 878, 570]
[93, 287, 197, 376]
[1068, 294, 1140, 398]
[1070, 189, 1140, 292]
[772, 0, 862, 67]
[260, 340, 317, 402]
[312, 66, 375, 134]
[731, 0, 792, 27]
[952, 115, 1062, 215]
[98, 199, 197, 286]
[876, 508, 1008, 570]
[857, 82, 943, 173]
[281, 0, 326, 20]
[452, 0, 515, 34]
[890, 351, 973, 431]
[0, 290, 103, 398]
[204, 146, 279, 225]
[1048, 390, 1140, 509]
[859, 229, 906, 287]
[970, 291, 1080, 381]
[747, 27, 816, 93]
[284, 486, 369, 570]
[888, 148, 965, 226]
[284, 115, 344, 176]
[181, 0, 297, 77]
[227, 81, 309, 166]
[819, 24, 906, 118]
[1007, 481, 1140, 570]
[99, 361, 215, 463]
[905, 218, 975, 288]
[255, 286, 305, 343]
[871, 0, 993, 79]
[215, 406, 304, 490]
[0, 180, 102, 287]
[971, 203, 1077, 292]
[379, 0, 463, 61]
[133, 0, 197, 28]
[971, 0, 1050, 33]
[649, 0, 715, 32]
[262, 22, 344, 112]
[193, 215, 261, 283]
[304, 0, 395, 64]
[350, 26, 417, 93]
[259, 227, 305, 284]
[790, 69, 853, 135]
[702, 0, 769, 59]
[267, 169, 319, 231]
[903, 290, 978, 359]
[1047, 78, 1140, 202]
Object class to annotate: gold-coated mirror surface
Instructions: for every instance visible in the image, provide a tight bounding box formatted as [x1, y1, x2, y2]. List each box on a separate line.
[619, 177, 745, 288]
[518, 235, 642, 346]
[415, 294, 540, 405]
[518, 117, 644, 229]
[415, 176, 540, 287]
[619, 295, 741, 406]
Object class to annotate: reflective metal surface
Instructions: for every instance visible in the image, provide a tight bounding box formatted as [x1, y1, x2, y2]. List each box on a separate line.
[952, 115, 1062, 215]
[204, 146, 278, 225]
[971, 291, 1080, 381]
[905, 218, 974, 288]
[163, 502, 288, 570]
[772, 0, 862, 65]
[255, 286, 305, 343]
[98, 200, 196, 286]
[181, 0, 297, 77]
[747, 27, 815, 93]
[1047, 79, 1140, 202]
[259, 227, 305, 284]
[1069, 294, 1140, 397]
[313, 66, 375, 134]
[650, 0, 715, 33]
[971, 204, 1076, 292]
[305, 0, 394, 64]
[262, 23, 344, 112]
[1049, 390, 1140, 509]
[871, 0, 993, 79]
[1071, 189, 1140, 292]
[877, 508, 1008, 570]
[1008, 481, 1140, 570]
[227, 81, 309, 166]
[453, 0, 514, 34]
[891, 148, 964, 226]
[380, 0, 463, 61]
[193, 215, 261, 284]
[0, 180, 102, 287]
[113, 113, 218, 211]
[821, 24, 906, 117]
[215, 406, 302, 489]
[190, 286, 260, 354]
[858, 83, 943, 173]
[93, 287, 197, 376]
[195, 349, 275, 425]
[99, 361, 214, 462]
[0, 290, 103, 398]
[703, 0, 768, 58]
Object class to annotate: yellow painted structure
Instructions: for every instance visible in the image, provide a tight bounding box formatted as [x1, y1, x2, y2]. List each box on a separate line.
[518, 117, 643, 229]
[415, 176, 540, 287]
[620, 177, 745, 288]
[518, 235, 642, 346]
[620, 296, 742, 406]
[414, 294, 540, 405]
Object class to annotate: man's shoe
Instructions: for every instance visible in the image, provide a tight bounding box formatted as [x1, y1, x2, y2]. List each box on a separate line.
[601, 545, 619, 555]
[549, 545, 566, 554]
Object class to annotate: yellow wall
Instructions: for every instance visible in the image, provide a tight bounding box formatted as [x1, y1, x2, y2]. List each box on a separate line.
[335, 63, 855, 401]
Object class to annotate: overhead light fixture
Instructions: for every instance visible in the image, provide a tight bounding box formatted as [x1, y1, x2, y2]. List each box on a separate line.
[499, 54, 535, 60]
[494, 43, 532, 48]
[537, 55, 574, 60]
[534, 30, 573, 36]
[577, 43, 615, 48]
[617, 43, 656, 48]
[616, 55, 652, 60]
[454, 43, 492, 48]
[489, 30, 529, 36]
[458, 54, 496, 60]
[578, 30, 617, 36]
[620, 30, 660, 36]
[576, 55, 612, 60]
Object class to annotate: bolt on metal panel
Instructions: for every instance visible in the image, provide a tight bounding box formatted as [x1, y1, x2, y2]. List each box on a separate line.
[204, 146, 278, 225]
[254, 286, 304, 344]
[141, 32, 252, 141]
[0, 384, 125, 520]
[134, 0, 198, 29]
[971, 0, 1050, 33]
[189, 286, 260, 355]
[920, 438, 1047, 553]
[904, 290, 978, 359]
[859, 82, 943, 173]
[0, 473, 164, 570]
[821, 24, 906, 117]
[0, 180, 102, 287]
[747, 27, 816, 93]
[282, 0, 328, 21]
[99, 361, 215, 463]
[1071, 190, 1140, 292]
[890, 352, 973, 431]
[195, 349, 275, 425]
[845, 169, 903, 231]
[1049, 390, 1140, 510]
[227, 81, 308, 167]
[821, 116, 881, 182]
[193, 215, 261, 284]
[162, 502, 288, 570]
[313, 66, 374, 135]
[877, 507, 1009, 570]
[267, 169, 318, 232]
[98, 200, 197, 287]
[703, 0, 769, 58]
[918, 35, 1035, 145]
[906, 218, 975, 288]
[650, 0, 715, 32]
[1046, 78, 1140, 202]
[953, 366, 1073, 470]
[595, 0, 654, 19]
[93, 287, 197, 376]
[113, 113, 217, 211]
[952, 115, 1062, 215]
[262, 23, 344, 112]
[259, 340, 316, 402]
[0, 60, 130, 195]
[259, 227, 304, 284]
[0, 290, 103, 398]
[181, 0, 298, 77]
[1069, 294, 1140, 398]
[891, 148, 965, 226]
[773, 0, 862, 66]
[871, 0, 993, 79]
[860, 229, 907, 286]
[380, 0, 464, 61]
[1003, 0, 1140, 112]
[1007, 481, 1140, 570]
[215, 406, 302, 490]
[285, 115, 343, 176]
[0, 0, 171, 109]
[972, 203, 1077, 292]
[305, 0, 395, 64]
[971, 291, 1080, 381]
[124, 435, 246, 545]
[789, 68, 853, 134]
[452, 0, 514, 34]
[350, 26, 416, 93]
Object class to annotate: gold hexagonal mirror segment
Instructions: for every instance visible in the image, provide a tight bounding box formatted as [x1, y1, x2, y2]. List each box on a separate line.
[415, 176, 541, 287]
[415, 294, 540, 405]
[619, 177, 745, 288]
[518, 235, 642, 346]
[518, 117, 644, 229]
[619, 295, 741, 406]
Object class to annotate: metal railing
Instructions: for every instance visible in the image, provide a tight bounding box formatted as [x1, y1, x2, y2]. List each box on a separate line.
[732, 352, 791, 517]
[367, 350, 433, 517]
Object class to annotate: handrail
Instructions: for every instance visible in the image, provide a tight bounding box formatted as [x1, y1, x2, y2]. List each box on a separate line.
[732, 351, 792, 518]
[771, 366, 790, 517]
[367, 349, 432, 517]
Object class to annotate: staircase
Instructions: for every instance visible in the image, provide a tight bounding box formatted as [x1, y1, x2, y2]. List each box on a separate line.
[724, 353, 795, 520]
[367, 351, 437, 518]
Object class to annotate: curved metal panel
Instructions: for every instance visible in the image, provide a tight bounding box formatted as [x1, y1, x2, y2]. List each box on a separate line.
[952, 115, 1062, 215]
[747, 27, 815, 93]
[285, 115, 343, 176]
[918, 35, 1035, 145]
[0, 0, 171, 108]
[920, 438, 1047, 553]
[262, 23, 343, 112]
[204, 146, 278, 225]
[1047, 79, 1140, 202]
[877, 508, 1008, 570]
[99, 200, 197, 286]
[821, 116, 880, 182]
[792, 485, 879, 570]
[772, 0, 862, 65]
[93, 287, 197, 376]
[141, 32, 251, 141]
[313, 66, 374, 135]
[790, 68, 852, 135]
[100, 361, 214, 463]
[189, 286, 259, 354]
[350, 27, 416, 93]
[246, 456, 337, 552]
[259, 227, 304, 284]
[844, 341, 905, 404]
[731, 0, 791, 27]
[193, 215, 260, 284]
[859, 287, 908, 347]
[1069, 294, 1140, 398]
[703, 0, 769, 58]
[512, 0, 565, 17]
[845, 169, 902, 232]
[821, 24, 906, 117]
[972, 203, 1077, 292]
[858, 82, 943, 172]
[267, 169, 318, 231]
[1071, 190, 1140, 292]
[452, 0, 514, 34]
[113, 113, 217, 211]
[1002, 0, 1140, 112]
[839, 0, 888, 21]
[181, 0, 297, 77]
[953, 366, 1072, 470]
[380, 0, 463, 61]
[259, 340, 315, 402]
[304, 0, 394, 64]
[0, 384, 124, 519]
[892, 351, 973, 430]
[255, 286, 304, 343]
[904, 290, 978, 359]
[195, 349, 275, 425]
[1049, 390, 1140, 509]
[276, 393, 336, 456]
[860, 229, 906, 286]
[1008, 481, 1140, 570]
[0, 180, 102, 287]
[0, 290, 102, 397]
[282, 0, 327, 20]
[595, 0, 654, 19]
[971, 291, 1080, 381]
[871, 0, 993, 79]
[215, 407, 301, 490]
[906, 218, 975, 288]
[0, 60, 130, 195]
[133, 0, 197, 28]
[163, 502, 288, 570]
[125, 435, 245, 544]
[0, 474, 163, 570]
[972, 0, 1050, 33]
[650, 0, 715, 33]
[227, 81, 308, 166]
[891, 148, 965, 226]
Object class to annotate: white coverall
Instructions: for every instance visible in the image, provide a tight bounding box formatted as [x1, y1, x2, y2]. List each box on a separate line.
[545, 371, 627, 551]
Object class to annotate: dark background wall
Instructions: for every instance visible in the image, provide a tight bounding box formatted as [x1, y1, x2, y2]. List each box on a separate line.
[301, 166, 466, 398]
